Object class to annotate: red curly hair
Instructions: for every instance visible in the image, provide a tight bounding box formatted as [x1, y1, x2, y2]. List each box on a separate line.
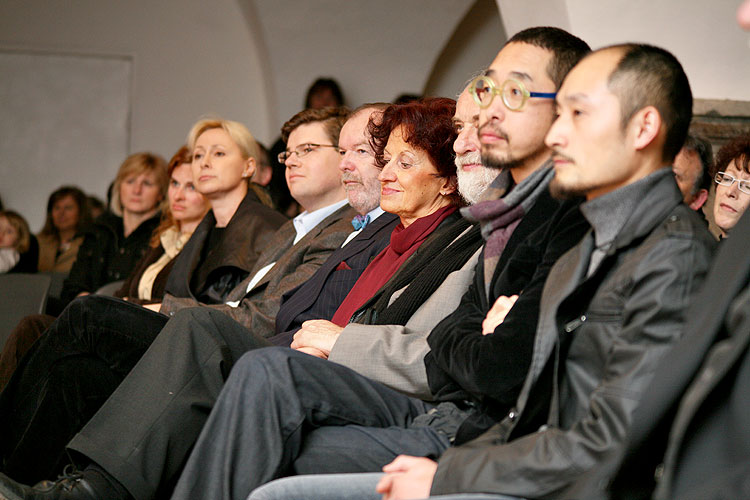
[367, 97, 458, 180]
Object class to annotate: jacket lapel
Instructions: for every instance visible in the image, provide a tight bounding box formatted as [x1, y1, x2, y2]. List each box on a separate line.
[254, 204, 355, 291]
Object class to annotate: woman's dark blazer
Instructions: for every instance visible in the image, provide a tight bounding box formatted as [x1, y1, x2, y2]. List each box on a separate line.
[163, 189, 287, 304]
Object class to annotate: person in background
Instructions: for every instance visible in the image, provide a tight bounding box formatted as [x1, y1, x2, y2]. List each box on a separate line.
[85, 196, 105, 221]
[53, 152, 168, 312]
[0, 153, 168, 390]
[114, 145, 209, 304]
[37, 186, 91, 273]
[0, 211, 32, 274]
[672, 134, 712, 211]
[305, 77, 345, 109]
[711, 133, 750, 238]
[0, 146, 209, 393]
[269, 77, 346, 216]
[252, 144, 274, 188]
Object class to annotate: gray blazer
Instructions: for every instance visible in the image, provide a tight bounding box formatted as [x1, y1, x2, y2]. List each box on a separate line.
[162, 203, 357, 337]
[328, 240, 481, 400]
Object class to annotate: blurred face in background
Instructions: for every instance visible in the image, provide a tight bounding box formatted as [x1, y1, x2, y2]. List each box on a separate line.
[51, 195, 80, 233]
[169, 162, 209, 229]
[119, 171, 163, 216]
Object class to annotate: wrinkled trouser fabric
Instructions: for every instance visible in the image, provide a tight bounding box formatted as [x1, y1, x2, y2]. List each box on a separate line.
[0, 295, 168, 484]
[170, 347, 451, 500]
[68, 306, 272, 500]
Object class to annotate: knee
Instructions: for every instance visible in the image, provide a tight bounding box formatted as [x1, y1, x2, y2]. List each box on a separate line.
[231, 347, 291, 380]
[170, 306, 228, 329]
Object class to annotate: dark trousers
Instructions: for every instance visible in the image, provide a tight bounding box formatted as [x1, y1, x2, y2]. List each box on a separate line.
[67, 306, 272, 500]
[0, 295, 168, 484]
[0, 313, 55, 392]
[170, 347, 451, 500]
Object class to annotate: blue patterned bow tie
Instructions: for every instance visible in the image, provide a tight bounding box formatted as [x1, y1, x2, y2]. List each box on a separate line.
[351, 214, 371, 231]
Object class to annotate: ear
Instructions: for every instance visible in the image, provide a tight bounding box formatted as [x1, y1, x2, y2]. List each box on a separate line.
[688, 188, 709, 211]
[630, 106, 662, 152]
[440, 175, 458, 196]
[243, 157, 257, 179]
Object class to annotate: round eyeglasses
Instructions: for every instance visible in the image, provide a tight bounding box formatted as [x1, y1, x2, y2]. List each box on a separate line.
[715, 171, 750, 195]
[469, 75, 556, 111]
[278, 143, 340, 164]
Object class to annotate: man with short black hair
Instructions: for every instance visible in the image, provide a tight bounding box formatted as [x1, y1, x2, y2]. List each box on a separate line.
[673, 133, 713, 210]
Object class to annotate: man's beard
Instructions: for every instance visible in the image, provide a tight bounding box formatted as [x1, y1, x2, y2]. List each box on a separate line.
[455, 151, 499, 204]
[342, 171, 381, 214]
[478, 122, 549, 172]
[481, 149, 525, 171]
[549, 176, 586, 200]
[548, 152, 585, 200]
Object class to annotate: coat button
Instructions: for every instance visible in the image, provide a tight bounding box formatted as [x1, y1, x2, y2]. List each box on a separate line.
[654, 463, 664, 482]
[508, 409, 518, 421]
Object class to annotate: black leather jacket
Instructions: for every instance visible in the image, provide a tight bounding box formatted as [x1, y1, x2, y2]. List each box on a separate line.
[431, 171, 717, 499]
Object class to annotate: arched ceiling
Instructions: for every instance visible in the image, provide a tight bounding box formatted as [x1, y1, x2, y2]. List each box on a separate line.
[244, 0, 477, 131]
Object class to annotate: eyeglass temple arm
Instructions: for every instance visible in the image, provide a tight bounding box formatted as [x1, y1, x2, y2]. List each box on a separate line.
[528, 91, 557, 98]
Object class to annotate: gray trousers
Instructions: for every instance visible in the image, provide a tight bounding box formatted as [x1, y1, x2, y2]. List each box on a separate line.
[67, 307, 272, 500]
[170, 347, 455, 500]
[248, 473, 524, 500]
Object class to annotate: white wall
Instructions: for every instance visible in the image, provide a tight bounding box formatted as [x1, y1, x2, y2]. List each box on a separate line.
[496, 0, 750, 102]
[2, 0, 747, 231]
[253, 0, 475, 134]
[0, 0, 270, 230]
[424, 0, 507, 99]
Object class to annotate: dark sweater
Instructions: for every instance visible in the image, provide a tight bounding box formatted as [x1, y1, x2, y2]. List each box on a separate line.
[59, 212, 160, 306]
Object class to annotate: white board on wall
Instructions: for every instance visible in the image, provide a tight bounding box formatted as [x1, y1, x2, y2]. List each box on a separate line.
[0, 49, 131, 232]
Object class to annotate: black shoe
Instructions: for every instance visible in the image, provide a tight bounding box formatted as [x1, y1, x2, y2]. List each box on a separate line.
[0, 465, 132, 500]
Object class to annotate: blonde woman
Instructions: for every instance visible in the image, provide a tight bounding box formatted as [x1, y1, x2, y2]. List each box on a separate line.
[0, 119, 287, 483]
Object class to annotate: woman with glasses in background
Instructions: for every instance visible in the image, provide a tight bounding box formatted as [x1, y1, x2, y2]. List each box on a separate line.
[712, 134, 750, 238]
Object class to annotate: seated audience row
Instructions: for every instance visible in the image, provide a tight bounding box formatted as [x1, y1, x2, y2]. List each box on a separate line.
[0, 20, 749, 500]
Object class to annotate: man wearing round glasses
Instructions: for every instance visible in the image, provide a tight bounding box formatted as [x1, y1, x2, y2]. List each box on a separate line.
[470, 38, 560, 186]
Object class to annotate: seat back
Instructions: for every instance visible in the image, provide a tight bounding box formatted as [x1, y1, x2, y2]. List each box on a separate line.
[0, 273, 52, 347]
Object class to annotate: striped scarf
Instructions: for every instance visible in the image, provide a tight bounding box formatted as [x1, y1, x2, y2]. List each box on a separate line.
[462, 162, 554, 295]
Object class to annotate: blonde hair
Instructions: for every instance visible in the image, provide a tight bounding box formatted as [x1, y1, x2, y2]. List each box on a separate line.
[187, 117, 274, 208]
[0, 210, 31, 253]
[110, 152, 169, 216]
[187, 118, 261, 164]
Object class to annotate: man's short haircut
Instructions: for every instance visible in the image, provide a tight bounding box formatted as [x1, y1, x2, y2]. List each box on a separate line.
[281, 106, 351, 145]
[605, 44, 693, 164]
[506, 27, 591, 89]
[712, 133, 750, 177]
[682, 134, 713, 193]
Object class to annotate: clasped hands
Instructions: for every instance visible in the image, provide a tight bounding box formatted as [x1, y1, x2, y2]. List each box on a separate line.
[290, 319, 343, 359]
